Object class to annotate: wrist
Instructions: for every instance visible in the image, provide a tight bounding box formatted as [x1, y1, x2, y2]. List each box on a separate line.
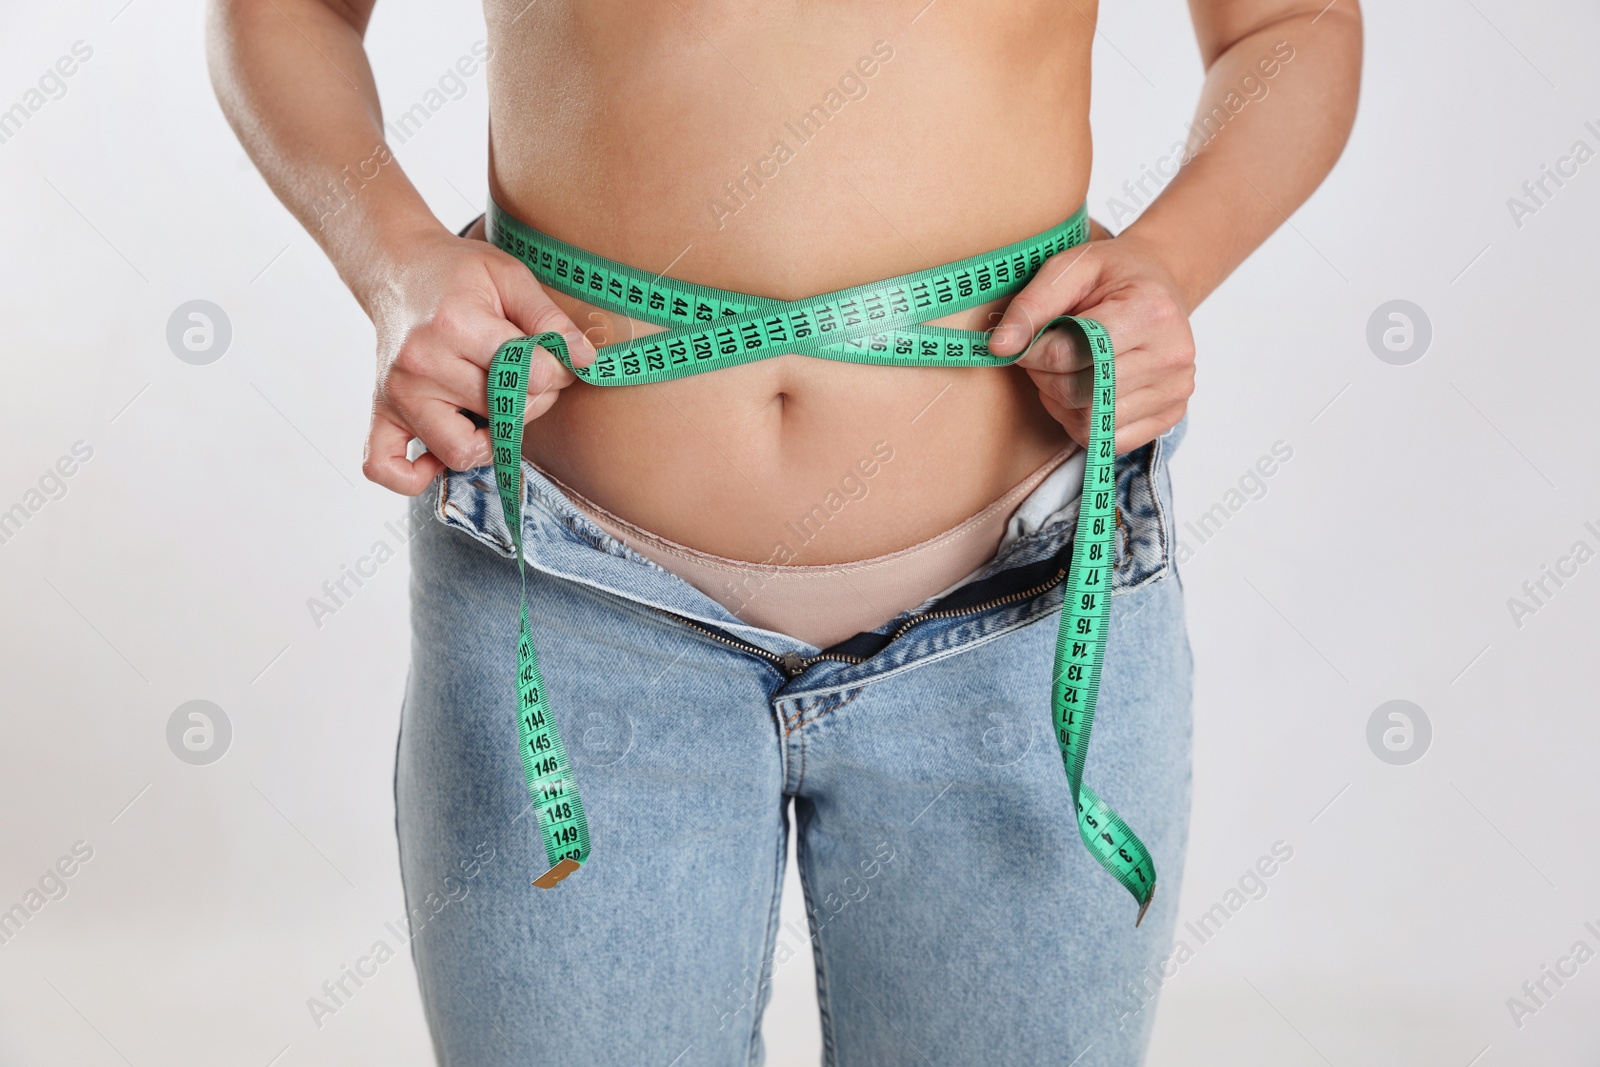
[292, 148, 443, 318]
[1112, 221, 1201, 314]
[339, 203, 449, 321]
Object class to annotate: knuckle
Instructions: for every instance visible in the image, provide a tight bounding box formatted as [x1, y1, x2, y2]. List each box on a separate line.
[524, 357, 560, 396]
[1051, 244, 1091, 279]
[1066, 335, 1091, 367]
[1144, 296, 1180, 328]
[1033, 334, 1062, 368]
[1165, 329, 1197, 366]
[381, 387, 422, 426]
[1005, 299, 1043, 334]
[439, 439, 480, 471]
[392, 341, 432, 376]
[525, 301, 570, 337]
[429, 299, 472, 340]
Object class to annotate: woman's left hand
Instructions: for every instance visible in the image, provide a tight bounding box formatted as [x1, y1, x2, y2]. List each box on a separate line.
[986, 226, 1197, 454]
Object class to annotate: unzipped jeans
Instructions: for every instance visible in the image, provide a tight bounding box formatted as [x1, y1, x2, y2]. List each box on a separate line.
[395, 422, 1194, 1067]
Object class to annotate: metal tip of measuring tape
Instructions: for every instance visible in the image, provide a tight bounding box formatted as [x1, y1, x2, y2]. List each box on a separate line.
[531, 857, 582, 889]
[1134, 891, 1154, 928]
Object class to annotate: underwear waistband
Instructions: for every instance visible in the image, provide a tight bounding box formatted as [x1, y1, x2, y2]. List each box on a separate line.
[537, 445, 1080, 649]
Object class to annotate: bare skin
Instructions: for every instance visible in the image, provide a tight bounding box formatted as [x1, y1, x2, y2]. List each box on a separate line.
[208, 0, 1360, 564]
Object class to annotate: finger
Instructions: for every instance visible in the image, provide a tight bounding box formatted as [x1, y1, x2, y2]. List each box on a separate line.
[388, 351, 489, 416]
[1070, 290, 1192, 391]
[521, 353, 573, 421]
[1039, 394, 1184, 456]
[1026, 344, 1189, 409]
[473, 339, 578, 416]
[362, 405, 445, 496]
[987, 243, 1101, 356]
[489, 254, 598, 369]
[524, 378, 563, 422]
[1015, 323, 1094, 375]
[1113, 405, 1187, 454]
[1038, 383, 1180, 442]
[1036, 391, 1086, 449]
[1025, 364, 1094, 409]
[397, 321, 575, 425]
[407, 396, 493, 472]
[428, 296, 542, 378]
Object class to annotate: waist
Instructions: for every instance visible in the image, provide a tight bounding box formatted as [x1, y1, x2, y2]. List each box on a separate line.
[521, 361, 1072, 562]
[494, 201, 1086, 560]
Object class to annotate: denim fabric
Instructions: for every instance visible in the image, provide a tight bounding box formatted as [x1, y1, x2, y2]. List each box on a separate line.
[395, 422, 1193, 1066]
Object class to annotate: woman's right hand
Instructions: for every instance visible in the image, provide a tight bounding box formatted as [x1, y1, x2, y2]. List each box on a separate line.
[360, 220, 596, 496]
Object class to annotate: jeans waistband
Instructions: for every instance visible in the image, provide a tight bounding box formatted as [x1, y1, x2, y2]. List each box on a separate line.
[427, 416, 1183, 676]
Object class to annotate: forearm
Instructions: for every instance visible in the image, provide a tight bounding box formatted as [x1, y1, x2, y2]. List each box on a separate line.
[1121, 4, 1363, 312]
[205, 0, 440, 316]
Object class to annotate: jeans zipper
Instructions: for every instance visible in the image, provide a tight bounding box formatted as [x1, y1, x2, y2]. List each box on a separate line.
[658, 565, 1069, 678]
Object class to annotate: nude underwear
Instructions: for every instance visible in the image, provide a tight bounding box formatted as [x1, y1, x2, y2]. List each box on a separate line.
[538, 444, 1084, 649]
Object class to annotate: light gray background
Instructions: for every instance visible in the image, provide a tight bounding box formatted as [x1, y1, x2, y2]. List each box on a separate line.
[2, 1, 1597, 1064]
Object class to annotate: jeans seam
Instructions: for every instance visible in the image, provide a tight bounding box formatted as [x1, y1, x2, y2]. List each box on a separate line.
[394, 681, 451, 1067]
[795, 725, 808, 795]
[771, 701, 797, 797]
[744, 803, 790, 1067]
[1112, 437, 1172, 596]
[795, 803, 837, 1067]
[785, 688, 863, 734]
[1146, 432, 1170, 564]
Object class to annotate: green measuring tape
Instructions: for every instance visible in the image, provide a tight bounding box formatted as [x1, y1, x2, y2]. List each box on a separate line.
[486, 204, 1157, 921]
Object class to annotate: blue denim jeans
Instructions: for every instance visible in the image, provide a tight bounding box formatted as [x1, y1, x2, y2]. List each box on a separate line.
[395, 423, 1193, 1067]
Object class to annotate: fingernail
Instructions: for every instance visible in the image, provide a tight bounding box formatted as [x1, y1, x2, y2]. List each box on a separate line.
[991, 324, 1021, 350]
[562, 330, 593, 363]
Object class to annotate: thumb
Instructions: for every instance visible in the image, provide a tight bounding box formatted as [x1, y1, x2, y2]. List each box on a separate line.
[987, 243, 1102, 356]
[489, 255, 598, 368]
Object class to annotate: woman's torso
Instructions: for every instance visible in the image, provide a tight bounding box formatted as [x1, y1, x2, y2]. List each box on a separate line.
[484, 0, 1094, 563]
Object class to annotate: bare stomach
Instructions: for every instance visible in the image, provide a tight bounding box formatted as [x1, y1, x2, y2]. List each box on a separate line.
[483, 0, 1094, 563]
